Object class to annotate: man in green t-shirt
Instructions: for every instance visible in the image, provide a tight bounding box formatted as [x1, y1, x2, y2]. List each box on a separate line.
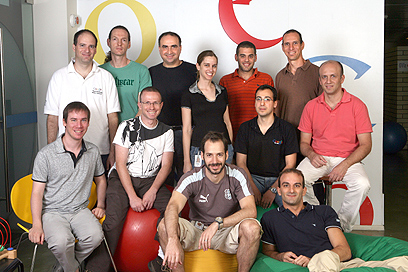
[100, 25, 152, 122]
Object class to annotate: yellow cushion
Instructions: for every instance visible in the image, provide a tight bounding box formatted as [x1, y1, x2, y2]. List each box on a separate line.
[11, 174, 98, 224]
[184, 249, 238, 272]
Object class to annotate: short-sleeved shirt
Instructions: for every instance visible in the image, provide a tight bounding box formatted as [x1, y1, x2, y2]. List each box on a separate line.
[261, 203, 341, 258]
[100, 61, 152, 122]
[32, 135, 105, 213]
[175, 164, 253, 226]
[298, 89, 373, 158]
[44, 60, 121, 155]
[235, 116, 299, 177]
[181, 81, 231, 147]
[112, 116, 174, 178]
[219, 68, 274, 140]
[275, 60, 322, 129]
[149, 61, 197, 126]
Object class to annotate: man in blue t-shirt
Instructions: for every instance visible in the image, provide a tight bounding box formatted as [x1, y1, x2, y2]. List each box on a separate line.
[261, 168, 408, 271]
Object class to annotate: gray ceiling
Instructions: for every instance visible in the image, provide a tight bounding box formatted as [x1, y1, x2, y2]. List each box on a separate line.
[385, 0, 408, 49]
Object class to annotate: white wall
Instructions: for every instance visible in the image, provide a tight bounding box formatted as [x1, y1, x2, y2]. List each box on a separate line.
[33, 0, 384, 228]
[33, 0, 73, 149]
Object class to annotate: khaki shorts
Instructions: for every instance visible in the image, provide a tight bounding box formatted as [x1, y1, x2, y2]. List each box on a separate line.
[178, 217, 261, 254]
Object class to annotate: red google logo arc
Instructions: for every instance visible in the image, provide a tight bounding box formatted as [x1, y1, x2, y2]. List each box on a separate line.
[218, 0, 282, 49]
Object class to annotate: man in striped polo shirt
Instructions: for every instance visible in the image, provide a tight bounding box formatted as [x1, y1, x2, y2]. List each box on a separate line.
[219, 41, 274, 142]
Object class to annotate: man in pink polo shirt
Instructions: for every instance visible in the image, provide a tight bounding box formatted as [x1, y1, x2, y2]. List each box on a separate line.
[297, 60, 372, 233]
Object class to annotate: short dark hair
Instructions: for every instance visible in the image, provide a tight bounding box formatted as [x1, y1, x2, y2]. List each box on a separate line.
[278, 168, 305, 188]
[255, 84, 277, 101]
[158, 31, 181, 46]
[282, 29, 303, 44]
[73, 29, 97, 46]
[63, 101, 90, 122]
[319, 60, 344, 77]
[105, 25, 131, 63]
[200, 131, 228, 153]
[236, 41, 256, 55]
[139, 87, 162, 102]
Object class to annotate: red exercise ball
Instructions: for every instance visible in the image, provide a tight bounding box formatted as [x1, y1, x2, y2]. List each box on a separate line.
[114, 208, 160, 272]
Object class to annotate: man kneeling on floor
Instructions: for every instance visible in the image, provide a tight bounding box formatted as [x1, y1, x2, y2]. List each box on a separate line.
[261, 168, 408, 272]
[150, 131, 261, 272]
[29, 102, 107, 272]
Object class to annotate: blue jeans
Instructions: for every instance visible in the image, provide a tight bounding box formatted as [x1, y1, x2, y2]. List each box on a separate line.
[251, 174, 282, 207]
[190, 144, 234, 167]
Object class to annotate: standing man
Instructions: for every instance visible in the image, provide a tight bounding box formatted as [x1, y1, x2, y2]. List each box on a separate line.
[86, 87, 173, 272]
[149, 31, 196, 182]
[220, 41, 274, 141]
[261, 168, 407, 271]
[150, 131, 261, 272]
[297, 60, 372, 232]
[29, 102, 106, 272]
[235, 85, 298, 209]
[275, 29, 322, 136]
[101, 25, 152, 122]
[44, 29, 120, 170]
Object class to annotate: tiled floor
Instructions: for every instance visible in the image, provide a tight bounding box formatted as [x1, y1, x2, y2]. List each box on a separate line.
[2, 150, 408, 271]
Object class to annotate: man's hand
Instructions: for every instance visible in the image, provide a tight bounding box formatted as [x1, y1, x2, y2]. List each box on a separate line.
[29, 225, 45, 245]
[92, 207, 106, 220]
[280, 251, 298, 263]
[292, 255, 311, 267]
[163, 238, 184, 270]
[280, 251, 311, 267]
[328, 161, 349, 182]
[142, 188, 157, 210]
[129, 196, 145, 212]
[183, 161, 192, 174]
[199, 222, 218, 251]
[250, 183, 262, 206]
[106, 152, 115, 171]
[261, 190, 275, 209]
[308, 152, 327, 168]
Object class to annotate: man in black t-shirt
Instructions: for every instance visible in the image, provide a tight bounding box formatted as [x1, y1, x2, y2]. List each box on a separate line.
[149, 32, 196, 184]
[235, 85, 298, 209]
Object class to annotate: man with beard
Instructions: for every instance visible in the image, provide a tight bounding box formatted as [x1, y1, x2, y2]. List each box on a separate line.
[149, 131, 261, 272]
[220, 41, 273, 141]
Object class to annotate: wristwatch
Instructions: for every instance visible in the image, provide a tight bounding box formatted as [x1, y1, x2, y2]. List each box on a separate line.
[215, 217, 224, 230]
[270, 187, 278, 194]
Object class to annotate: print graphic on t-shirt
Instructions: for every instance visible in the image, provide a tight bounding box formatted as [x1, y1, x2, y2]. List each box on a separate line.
[199, 194, 209, 203]
[121, 119, 162, 176]
[224, 189, 232, 200]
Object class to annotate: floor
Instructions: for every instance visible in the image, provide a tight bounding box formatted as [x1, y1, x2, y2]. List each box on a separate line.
[2, 150, 408, 271]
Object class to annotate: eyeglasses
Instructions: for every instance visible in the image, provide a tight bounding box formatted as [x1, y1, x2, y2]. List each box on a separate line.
[140, 101, 161, 106]
[255, 97, 273, 103]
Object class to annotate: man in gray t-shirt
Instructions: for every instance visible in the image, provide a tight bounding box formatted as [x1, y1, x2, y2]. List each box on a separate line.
[29, 102, 107, 272]
[149, 131, 261, 272]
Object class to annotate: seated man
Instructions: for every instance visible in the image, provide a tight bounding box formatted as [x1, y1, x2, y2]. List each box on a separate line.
[235, 84, 298, 208]
[86, 87, 174, 272]
[29, 102, 107, 272]
[297, 60, 372, 232]
[151, 131, 261, 272]
[261, 168, 408, 271]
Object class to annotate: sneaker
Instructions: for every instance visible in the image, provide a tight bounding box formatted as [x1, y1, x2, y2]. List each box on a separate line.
[148, 256, 171, 272]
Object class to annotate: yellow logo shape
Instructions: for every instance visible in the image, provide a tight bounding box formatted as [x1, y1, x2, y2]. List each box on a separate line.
[85, 0, 156, 64]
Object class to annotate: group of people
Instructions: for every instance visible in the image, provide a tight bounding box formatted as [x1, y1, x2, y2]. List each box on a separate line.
[26, 26, 404, 272]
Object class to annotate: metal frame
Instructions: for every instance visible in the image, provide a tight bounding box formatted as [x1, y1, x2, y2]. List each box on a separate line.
[0, 27, 10, 212]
